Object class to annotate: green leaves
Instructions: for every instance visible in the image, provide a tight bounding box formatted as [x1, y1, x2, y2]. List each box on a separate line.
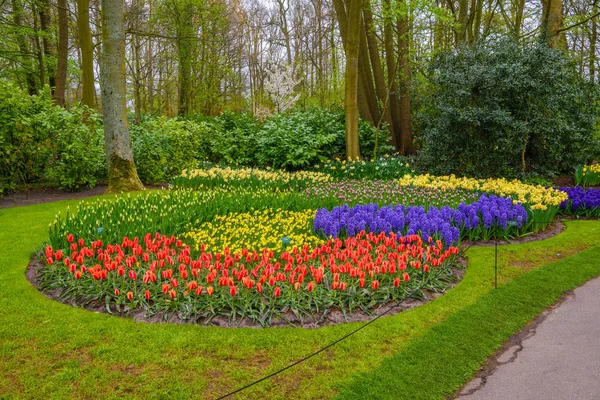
[418, 37, 600, 179]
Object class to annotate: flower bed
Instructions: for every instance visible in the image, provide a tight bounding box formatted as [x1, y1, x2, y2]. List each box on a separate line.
[313, 155, 414, 180]
[183, 209, 321, 255]
[398, 174, 566, 231]
[173, 166, 332, 190]
[559, 187, 600, 217]
[38, 231, 459, 327]
[314, 194, 528, 244]
[303, 180, 480, 209]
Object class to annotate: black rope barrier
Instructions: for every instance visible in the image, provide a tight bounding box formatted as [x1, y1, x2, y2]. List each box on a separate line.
[216, 219, 559, 399]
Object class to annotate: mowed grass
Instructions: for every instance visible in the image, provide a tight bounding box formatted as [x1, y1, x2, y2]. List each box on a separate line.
[0, 196, 599, 399]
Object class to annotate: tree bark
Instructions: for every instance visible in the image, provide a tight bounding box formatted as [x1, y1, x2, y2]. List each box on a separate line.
[397, 0, 413, 154]
[101, 0, 144, 193]
[78, 0, 96, 107]
[54, 0, 68, 106]
[591, 2, 598, 83]
[541, 0, 566, 49]
[344, 0, 362, 159]
[38, 0, 56, 91]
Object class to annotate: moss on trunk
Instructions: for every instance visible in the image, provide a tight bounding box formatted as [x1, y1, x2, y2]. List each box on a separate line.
[105, 154, 144, 194]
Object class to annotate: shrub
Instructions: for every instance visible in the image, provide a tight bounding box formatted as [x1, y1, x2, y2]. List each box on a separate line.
[0, 82, 104, 193]
[131, 116, 218, 183]
[256, 108, 394, 169]
[417, 37, 599, 178]
[208, 111, 260, 165]
[45, 106, 106, 191]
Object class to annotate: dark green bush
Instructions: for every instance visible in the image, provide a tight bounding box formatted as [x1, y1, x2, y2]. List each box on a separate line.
[417, 37, 600, 178]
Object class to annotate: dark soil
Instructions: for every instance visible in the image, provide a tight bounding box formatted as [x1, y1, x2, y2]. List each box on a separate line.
[1, 184, 168, 209]
[26, 254, 466, 329]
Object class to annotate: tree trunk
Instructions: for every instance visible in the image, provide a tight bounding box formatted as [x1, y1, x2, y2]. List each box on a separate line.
[591, 2, 598, 83]
[345, 0, 362, 159]
[364, 2, 397, 149]
[54, 0, 68, 106]
[38, 0, 56, 91]
[383, 0, 402, 150]
[541, 0, 566, 49]
[78, 0, 95, 107]
[101, 0, 144, 193]
[397, 0, 413, 154]
[12, 0, 38, 95]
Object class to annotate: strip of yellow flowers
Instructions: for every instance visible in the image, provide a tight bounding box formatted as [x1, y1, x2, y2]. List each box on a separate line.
[398, 174, 568, 210]
[180, 166, 332, 184]
[183, 208, 323, 255]
[582, 164, 600, 174]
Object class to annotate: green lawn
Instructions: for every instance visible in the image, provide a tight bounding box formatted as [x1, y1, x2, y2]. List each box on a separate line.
[1, 197, 599, 399]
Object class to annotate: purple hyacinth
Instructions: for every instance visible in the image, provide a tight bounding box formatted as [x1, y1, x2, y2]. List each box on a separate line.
[313, 194, 528, 246]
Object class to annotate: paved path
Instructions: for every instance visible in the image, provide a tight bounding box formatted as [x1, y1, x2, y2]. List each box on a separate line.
[457, 277, 600, 400]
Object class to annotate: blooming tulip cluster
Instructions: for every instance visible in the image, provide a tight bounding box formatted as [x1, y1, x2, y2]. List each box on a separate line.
[38, 231, 459, 326]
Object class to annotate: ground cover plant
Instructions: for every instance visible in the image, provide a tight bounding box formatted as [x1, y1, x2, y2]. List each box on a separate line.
[2, 197, 600, 399]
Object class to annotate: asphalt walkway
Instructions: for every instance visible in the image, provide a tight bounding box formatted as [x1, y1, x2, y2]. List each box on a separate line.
[457, 277, 600, 400]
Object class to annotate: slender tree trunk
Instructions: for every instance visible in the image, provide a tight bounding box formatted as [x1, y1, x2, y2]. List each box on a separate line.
[591, 2, 598, 83]
[397, 0, 413, 154]
[12, 0, 38, 95]
[333, 0, 374, 122]
[514, 0, 525, 41]
[39, 0, 56, 91]
[78, 0, 95, 107]
[344, 0, 362, 159]
[32, 6, 46, 87]
[363, 2, 396, 148]
[383, 0, 401, 150]
[101, 0, 144, 193]
[54, 0, 68, 105]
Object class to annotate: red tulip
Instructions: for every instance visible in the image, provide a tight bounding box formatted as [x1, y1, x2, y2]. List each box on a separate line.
[74, 270, 82, 279]
[162, 284, 170, 294]
[371, 280, 379, 290]
[46, 257, 54, 265]
[67, 233, 74, 243]
[55, 250, 63, 261]
[307, 281, 315, 292]
[168, 289, 176, 299]
[273, 287, 281, 297]
[114, 288, 120, 296]
[403, 273, 410, 282]
[229, 286, 237, 296]
[206, 286, 214, 296]
[145, 290, 151, 300]
[393, 277, 400, 287]
[126, 292, 133, 301]
[128, 270, 137, 280]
